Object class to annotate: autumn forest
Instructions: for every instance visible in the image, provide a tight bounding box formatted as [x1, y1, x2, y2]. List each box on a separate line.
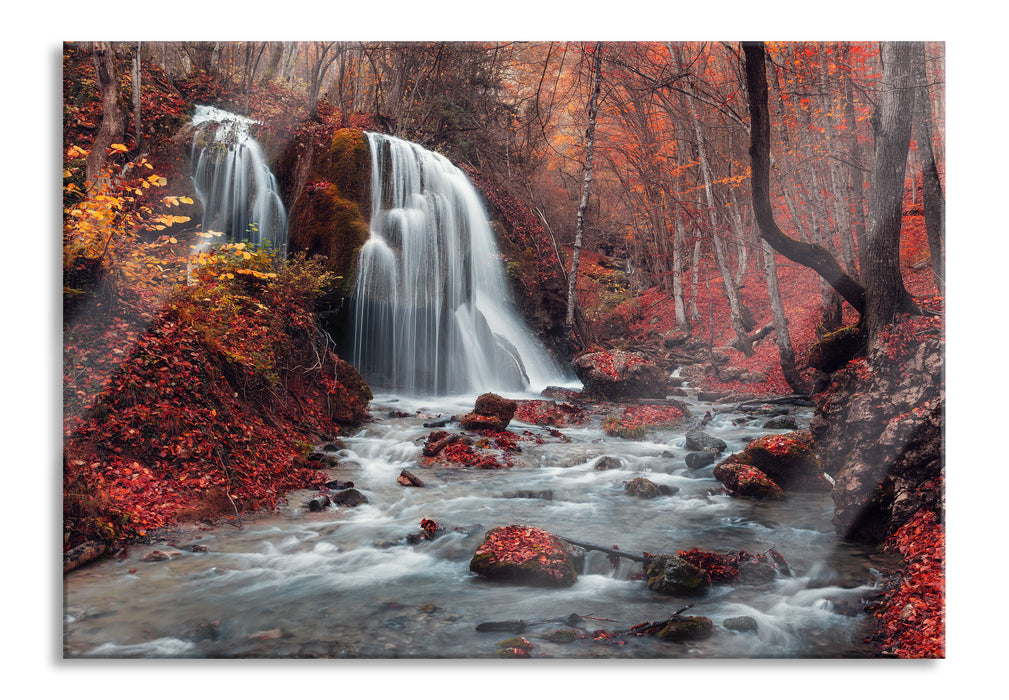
[58, 37, 945, 665]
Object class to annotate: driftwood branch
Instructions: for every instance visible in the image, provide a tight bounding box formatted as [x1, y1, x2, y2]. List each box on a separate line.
[556, 535, 650, 563]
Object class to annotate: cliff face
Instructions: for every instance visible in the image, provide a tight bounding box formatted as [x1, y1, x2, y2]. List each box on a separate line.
[809, 315, 944, 544]
[279, 129, 372, 291]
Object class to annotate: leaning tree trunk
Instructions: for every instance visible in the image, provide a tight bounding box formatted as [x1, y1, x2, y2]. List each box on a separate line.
[86, 41, 125, 189]
[862, 41, 921, 346]
[743, 42, 867, 316]
[565, 42, 603, 333]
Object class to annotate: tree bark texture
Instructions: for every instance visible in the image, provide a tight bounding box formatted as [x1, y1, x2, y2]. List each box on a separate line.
[913, 43, 945, 293]
[565, 42, 603, 330]
[131, 42, 143, 154]
[743, 42, 867, 316]
[86, 41, 125, 188]
[762, 241, 810, 394]
[863, 41, 920, 344]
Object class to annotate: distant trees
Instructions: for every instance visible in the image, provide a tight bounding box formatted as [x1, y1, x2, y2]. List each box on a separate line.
[77, 40, 942, 364]
[744, 41, 929, 351]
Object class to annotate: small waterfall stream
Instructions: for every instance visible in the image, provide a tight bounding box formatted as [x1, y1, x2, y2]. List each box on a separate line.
[62, 124, 889, 659]
[190, 105, 287, 253]
[63, 387, 890, 659]
[351, 133, 566, 395]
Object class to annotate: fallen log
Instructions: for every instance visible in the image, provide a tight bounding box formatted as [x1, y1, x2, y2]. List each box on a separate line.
[554, 536, 650, 563]
[308, 494, 331, 512]
[422, 432, 461, 457]
[476, 612, 614, 633]
[731, 394, 814, 409]
[398, 469, 426, 487]
[622, 604, 696, 636]
[64, 540, 113, 574]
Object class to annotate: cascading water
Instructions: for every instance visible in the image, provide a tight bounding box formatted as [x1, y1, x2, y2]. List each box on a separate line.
[351, 132, 566, 396]
[190, 105, 287, 253]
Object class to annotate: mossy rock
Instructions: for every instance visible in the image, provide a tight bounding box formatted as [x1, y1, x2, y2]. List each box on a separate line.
[808, 324, 862, 373]
[286, 129, 373, 294]
[540, 628, 579, 644]
[657, 615, 714, 642]
[645, 555, 711, 596]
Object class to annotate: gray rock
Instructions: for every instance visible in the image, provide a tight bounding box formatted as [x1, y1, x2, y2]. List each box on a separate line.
[685, 429, 727, 453]
[723, 616, 758, 634]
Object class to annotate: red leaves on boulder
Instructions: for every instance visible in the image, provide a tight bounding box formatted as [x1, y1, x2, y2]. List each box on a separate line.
[513, 400, 588, 427]
[470, 525, 579, 587]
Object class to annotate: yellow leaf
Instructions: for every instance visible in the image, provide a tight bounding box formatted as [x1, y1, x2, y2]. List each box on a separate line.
[169, 237, 178, 244]
[110, 143, 128, 152]
[179, 196, 194, 205]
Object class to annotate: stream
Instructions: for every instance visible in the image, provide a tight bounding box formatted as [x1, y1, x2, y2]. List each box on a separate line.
[63, 385, 891, 659]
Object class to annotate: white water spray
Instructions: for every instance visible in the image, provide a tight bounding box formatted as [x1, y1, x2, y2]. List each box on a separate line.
[190, 105, 287, 253]
[351, 132, 565, 395]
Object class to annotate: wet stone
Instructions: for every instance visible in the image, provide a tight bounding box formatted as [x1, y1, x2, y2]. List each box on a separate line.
[723, 616, 758, 634]
[594, 456, 623, 470]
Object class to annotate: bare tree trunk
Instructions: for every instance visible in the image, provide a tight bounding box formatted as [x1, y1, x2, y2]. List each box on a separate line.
[863, 41, 921, 345]
[565, 42, 603, 333]
[681, 60, 753, 351]
[689, 224, 702, 322]
[762, 241, 809, 394]
[671, 199, 688, 328]
[913, 43, 945, 294]
[841, 43, 867, 275]
[86, 41, 125, 189]
[131, 42, 143, 154]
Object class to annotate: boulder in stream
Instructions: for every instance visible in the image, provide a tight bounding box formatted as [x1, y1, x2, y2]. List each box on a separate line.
[685, 429, 727, 453]
[459, 393, 518, 432]
[656, 615, 714, 642]
[725, 430, 828, 492]
[469, 525, 582, 588]
[331, 488, 368, 507]
[625, 476, 676, 498]
[644, 555, 711, 596]
[572, 349, 669, 401]
[712, 461, 785, 500]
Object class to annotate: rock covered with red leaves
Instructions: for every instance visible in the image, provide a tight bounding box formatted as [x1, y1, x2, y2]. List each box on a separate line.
[719, 430, 828, 492]
[572, 349, 670, 401]
[469, 525, 583, 587]
[712, 462, 785, 500]
[810, 315, 944, 543]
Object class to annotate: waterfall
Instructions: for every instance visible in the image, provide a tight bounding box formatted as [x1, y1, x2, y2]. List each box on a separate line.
[351, 132, 565, 396]
[190, 105, 287, 253]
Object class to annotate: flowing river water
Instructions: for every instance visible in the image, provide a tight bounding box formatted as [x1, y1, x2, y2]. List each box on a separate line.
[63, 385, 891, 659]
